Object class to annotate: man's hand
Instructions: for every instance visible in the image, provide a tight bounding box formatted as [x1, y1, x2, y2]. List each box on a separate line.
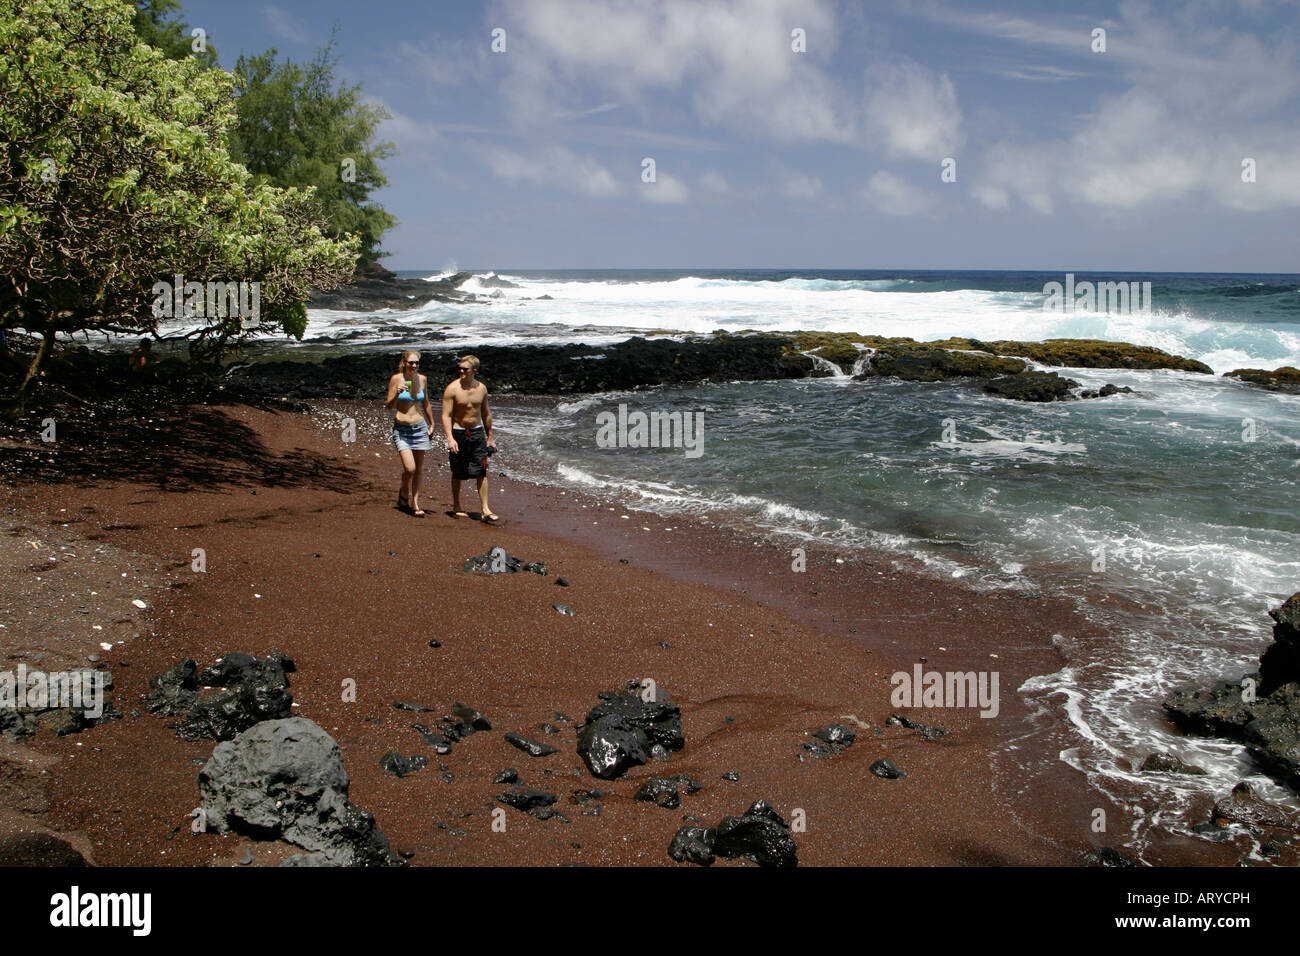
[448, 438, 459, 455]
[488, 438, 498, 452]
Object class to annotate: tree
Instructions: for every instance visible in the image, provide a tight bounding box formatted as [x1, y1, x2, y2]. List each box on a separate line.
[0, 0, 357, 412]
[229, 34, 397, 268]
[131, 0, 217, 67]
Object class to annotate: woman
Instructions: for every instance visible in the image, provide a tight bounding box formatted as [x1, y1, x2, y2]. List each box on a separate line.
[386, 350, 434, 516]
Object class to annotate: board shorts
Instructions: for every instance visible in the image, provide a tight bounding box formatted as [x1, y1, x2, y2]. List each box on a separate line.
[392, 420, 431, 452]
[449, 424, 489, 479]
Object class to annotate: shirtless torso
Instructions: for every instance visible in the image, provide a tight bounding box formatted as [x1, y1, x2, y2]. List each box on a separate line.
[441, 372, 493, 449]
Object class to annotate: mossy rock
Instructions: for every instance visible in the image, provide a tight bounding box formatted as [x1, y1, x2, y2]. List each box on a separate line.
[1226, 367, 1300, 391]
[871, 348, 1026, 382]
[973, 338, 1212, 373]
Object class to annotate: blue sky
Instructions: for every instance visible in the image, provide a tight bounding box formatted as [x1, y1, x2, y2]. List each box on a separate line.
[177, 0, 1300, 272]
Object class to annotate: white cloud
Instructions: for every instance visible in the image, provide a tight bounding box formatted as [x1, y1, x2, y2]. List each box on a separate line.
[641, 171, 690, 204]
[781, 173, 823, 200]
[699, 169, 731, 193]
[374, 99, 440, 147]
[862, 61, 964, 161]
[860, 171, 940, 218]
[940, 1, 1300, 213]
[484, 145, 622, 197]
[493, 0, 853, 143]
[260, 5, 313, 45]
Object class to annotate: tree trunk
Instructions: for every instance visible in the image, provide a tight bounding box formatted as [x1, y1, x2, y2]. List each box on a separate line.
[2, 325, 54, 418]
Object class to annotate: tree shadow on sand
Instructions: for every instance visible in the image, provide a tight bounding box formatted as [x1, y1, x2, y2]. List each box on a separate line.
[0, 402, 364, 494]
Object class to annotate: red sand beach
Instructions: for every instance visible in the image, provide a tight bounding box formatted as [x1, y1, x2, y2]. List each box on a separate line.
[0, 398, 1257, 866]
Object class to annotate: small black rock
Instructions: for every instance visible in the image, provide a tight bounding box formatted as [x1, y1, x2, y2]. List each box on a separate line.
[869, 758, 905, 779]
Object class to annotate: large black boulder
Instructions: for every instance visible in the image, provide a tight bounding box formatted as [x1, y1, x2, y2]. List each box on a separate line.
[197, 717, 402, 867]
[576, 693, 684, 779]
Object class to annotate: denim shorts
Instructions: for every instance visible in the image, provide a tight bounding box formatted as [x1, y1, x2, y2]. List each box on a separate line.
[392, 420, 431, 452]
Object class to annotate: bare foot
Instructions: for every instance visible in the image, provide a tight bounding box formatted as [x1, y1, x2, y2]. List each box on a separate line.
[452, 510, 469, 519]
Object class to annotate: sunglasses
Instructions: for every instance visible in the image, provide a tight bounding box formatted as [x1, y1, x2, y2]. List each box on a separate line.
[457, 366, 471, 371]
[406, 361, 419, 366]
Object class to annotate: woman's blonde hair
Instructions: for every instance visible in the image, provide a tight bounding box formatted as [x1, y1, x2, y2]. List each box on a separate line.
[399, 350, 420, 372]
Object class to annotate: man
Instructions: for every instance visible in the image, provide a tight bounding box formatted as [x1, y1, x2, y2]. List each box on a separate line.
[442, 354, 499, 522]
[128, 337, 151, 373]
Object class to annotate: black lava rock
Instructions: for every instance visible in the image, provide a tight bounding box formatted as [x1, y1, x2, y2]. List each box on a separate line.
[505, 732, 560, 757]
[635, 775, 702, 809]
[380, 751, 428, 778]
[886, 713, 948, 739]
[576, 694, 685, 779]
[803, 722, 857, 758]
[1138, 752, 1207, 775]
[464, 546, 547, 575]
[668, 826, 717, 866]
[147, 652, 292, 742]
[198, 717, 402, 867]
[983, 371, 1080, 402]
[497, 786, 561, 820]
[411, 723, 452, 754]
[710, 800, 798, 868]
[869, 758, 905, 779]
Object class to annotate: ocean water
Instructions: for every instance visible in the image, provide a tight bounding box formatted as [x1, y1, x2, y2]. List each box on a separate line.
[354, 269, 1300, 855]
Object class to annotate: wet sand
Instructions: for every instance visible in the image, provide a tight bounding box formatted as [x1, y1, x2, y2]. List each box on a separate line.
[0, 398, 1248, 866]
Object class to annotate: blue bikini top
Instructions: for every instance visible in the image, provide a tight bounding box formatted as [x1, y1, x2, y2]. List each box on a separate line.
[397, 379, 425, 402]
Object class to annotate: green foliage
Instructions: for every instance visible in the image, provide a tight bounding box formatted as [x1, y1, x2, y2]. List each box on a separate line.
[230, 33, 397, 266]
[0, 0, 357, 406]
[131, 0, 217, 67]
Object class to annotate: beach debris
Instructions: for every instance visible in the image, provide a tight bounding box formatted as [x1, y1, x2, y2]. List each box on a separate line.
[1211, 781, 1298, 831]
[196, 717, 402, 867]
[869, 758, 906, 779]
[635, 775, 702, 809]
[146, 650, 293, 741]
[463, 546, 546, 575]
[552, 603, 575, 617]
[379, 751, 428, 778]
[1138, 752, 1207, 775]
[802, 723, 856, 758]
[493, 768, 518, 784]
[649, 743, 671, 761]
[886, 713, 948, 740]
[411, 724, 452, 754]
[722, 771, 739, 781]
[497, 786, 563, 821]
[539, 723, 560, 734]
[427, 639, 441, 648]
[505, 732, 559, 757]
[576, 693, 685, 779]
[555, 577, 570, 587]
[671, 799, 798, 868]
